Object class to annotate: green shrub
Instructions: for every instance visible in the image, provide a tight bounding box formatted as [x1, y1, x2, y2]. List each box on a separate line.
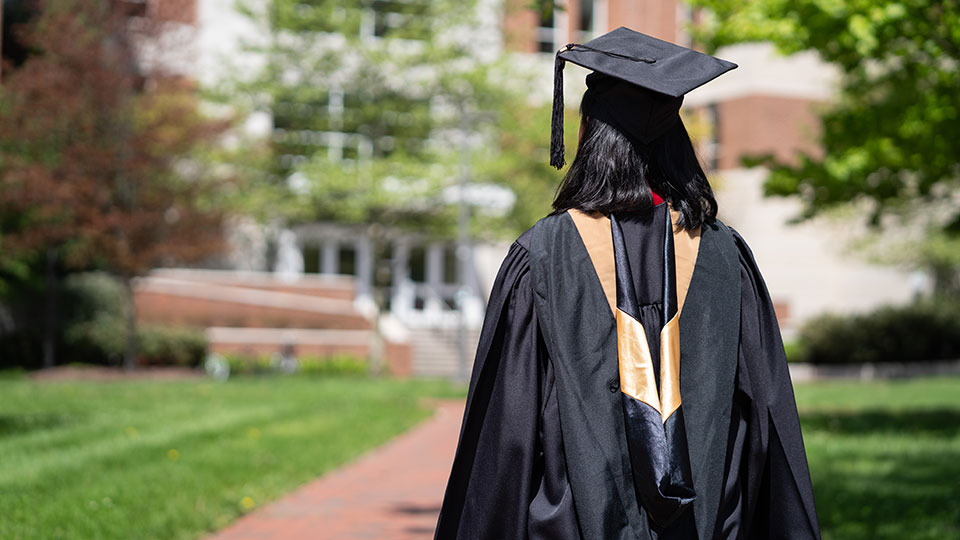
[61, 273, 206, 367]
[0, 367, 27, 379]
[0, 272, 208, 368]
[782, 340, 807, 363]
[796, 300, 960, 364]
[221, 352, 275, 374]
[61, 273, 128, 365]
[220, 352, 367, 376]
[298, 354, 367, 376]
[138, 325, 207, 367]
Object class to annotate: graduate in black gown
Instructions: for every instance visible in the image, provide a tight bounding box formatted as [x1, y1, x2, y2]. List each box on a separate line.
[435, 27, 820, 540]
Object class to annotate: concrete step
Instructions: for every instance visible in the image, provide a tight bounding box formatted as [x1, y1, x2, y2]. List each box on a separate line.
[409, 328, 481, 378]
[135, 276, 370, 330]
[148, 268, 356, 300]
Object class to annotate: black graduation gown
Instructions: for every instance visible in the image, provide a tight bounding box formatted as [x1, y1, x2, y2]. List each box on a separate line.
[434, 205, 820, 540]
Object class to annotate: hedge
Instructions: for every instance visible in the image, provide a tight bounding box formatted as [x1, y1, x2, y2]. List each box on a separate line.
[0, 272, 207, 368]
[217, 352, 368, 376]
[794, 300, 960, 364]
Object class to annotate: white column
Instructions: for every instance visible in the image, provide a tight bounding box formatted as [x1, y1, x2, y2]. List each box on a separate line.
[459, 243, 485, 327]
[391, 240, 413, 319]
[425, 243, 445, 319]
[322, 239, 338, 275]
[354, 235, 375, 316]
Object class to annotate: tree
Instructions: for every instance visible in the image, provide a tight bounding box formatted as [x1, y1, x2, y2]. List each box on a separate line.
[688, 0, 960, 293]
[223, 0, 564, 239]
[216, 0, 566, 375]
[0, 0, 229, 368]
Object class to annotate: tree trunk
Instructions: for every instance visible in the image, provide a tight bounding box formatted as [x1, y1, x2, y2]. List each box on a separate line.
[41, 247, 58, 369]
[122, 277, 138, 371]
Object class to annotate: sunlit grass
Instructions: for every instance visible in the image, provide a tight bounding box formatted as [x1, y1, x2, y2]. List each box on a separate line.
[1, 373, 958, 539]
[796, 377, 960, 540]
[0, 374, 464, 540]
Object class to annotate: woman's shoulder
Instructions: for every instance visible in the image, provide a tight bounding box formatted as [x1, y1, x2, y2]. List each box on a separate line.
[511, 212, 572, 253]
[701, 217, 743, 251]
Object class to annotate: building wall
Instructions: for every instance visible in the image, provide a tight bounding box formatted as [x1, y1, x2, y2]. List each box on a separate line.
[502, 0, 539, 53]
[606, 0, 680, 42]
[714, 168, 917, 335]
[715, 94, 823, 170]
[186, 0, 921, 336]
[496, 3, 920, 333]
[503, 0, 682, 53]
[153, 0, 198, 24]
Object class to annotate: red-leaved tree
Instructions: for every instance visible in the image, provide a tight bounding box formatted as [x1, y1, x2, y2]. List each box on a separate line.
[0, 0, 228, 369]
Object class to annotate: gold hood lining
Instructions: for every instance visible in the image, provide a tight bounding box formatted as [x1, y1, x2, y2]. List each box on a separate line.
[569, 208, 701, 422]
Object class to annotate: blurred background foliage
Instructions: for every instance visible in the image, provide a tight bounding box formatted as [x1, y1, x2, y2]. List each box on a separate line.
[792, 299, 960, 364]
[222, 0, 563, 241]
[0, 0, 567, 370]
[687, 0, 960, 296]
[0, 0, 230, 369]
[0, 0, 958, 370]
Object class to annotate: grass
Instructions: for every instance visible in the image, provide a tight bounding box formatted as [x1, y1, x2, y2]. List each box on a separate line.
[0, 373, 464, 540]
[796, 377, 960, 540]
[1, 373, 958, 540]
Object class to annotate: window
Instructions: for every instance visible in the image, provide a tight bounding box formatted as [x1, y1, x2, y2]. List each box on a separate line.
[537, 4, 556, 54]
[122, 0, 149, 17]
[442, 245, 458, 285]
[367, 0, 429, 41]
[302, 244, 321, 274]
[409, 246, 426, 283]
[707, 102, 720, 171]
[578, 0, 594, 42]
[338, 244, 357, 276]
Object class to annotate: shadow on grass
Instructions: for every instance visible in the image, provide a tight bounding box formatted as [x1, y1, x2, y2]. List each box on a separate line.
[803, 409, 960, 540]
[802, 408, 960, 438]
[0, 413, 73, 437]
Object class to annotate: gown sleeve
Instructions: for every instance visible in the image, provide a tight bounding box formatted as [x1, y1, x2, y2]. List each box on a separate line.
[721, 230, 821, 540]
[434, 240, 544, 540]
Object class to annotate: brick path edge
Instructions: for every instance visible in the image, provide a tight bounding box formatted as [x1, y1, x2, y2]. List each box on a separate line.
[206, 400, 465, 540]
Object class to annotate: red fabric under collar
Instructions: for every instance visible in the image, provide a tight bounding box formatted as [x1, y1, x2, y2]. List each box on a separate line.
[651, 190, 665, 205]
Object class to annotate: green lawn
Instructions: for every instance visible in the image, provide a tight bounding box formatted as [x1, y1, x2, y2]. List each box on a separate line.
[796, 377, 960, 540]
[0, 374, 463, 540]
[1, 374, 958, 540]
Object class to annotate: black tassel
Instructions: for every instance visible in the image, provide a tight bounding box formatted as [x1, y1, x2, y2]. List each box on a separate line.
[550, 49, 567, 170]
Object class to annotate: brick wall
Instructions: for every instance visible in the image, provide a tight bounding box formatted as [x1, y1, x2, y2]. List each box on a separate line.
[715, 94, 823, 171]
[136, 290, 372, 330]
[503, 0, 682, 53]
[503, 0, 539, 53]
[607, 0, 679, 42]
[153, 0, 197, 24]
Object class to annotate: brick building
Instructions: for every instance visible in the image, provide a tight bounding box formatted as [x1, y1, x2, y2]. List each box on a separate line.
[21, 0, 914, 375]
[499, 0, 918, 332]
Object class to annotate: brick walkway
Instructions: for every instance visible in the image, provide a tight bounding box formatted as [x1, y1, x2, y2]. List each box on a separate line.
[207, 400, 465, 540]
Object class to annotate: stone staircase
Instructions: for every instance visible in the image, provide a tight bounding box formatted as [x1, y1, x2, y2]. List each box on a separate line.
[133, 269, 412, 376]
[410, 327, 481, 379]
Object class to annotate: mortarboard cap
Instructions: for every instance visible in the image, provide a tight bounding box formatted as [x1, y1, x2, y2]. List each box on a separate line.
[550, 26, 738, 169]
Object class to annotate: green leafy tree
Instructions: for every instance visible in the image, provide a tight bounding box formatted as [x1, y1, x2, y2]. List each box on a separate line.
[689, 0, 960, 293]
[220, 0, 567, 374]
[226, 0, 562, 240]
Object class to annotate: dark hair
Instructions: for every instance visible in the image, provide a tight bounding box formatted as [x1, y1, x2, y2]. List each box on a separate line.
[551, 112, 717, 231]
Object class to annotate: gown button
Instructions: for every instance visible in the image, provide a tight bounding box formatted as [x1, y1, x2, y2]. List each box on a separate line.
[608, 381, 619, 393]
